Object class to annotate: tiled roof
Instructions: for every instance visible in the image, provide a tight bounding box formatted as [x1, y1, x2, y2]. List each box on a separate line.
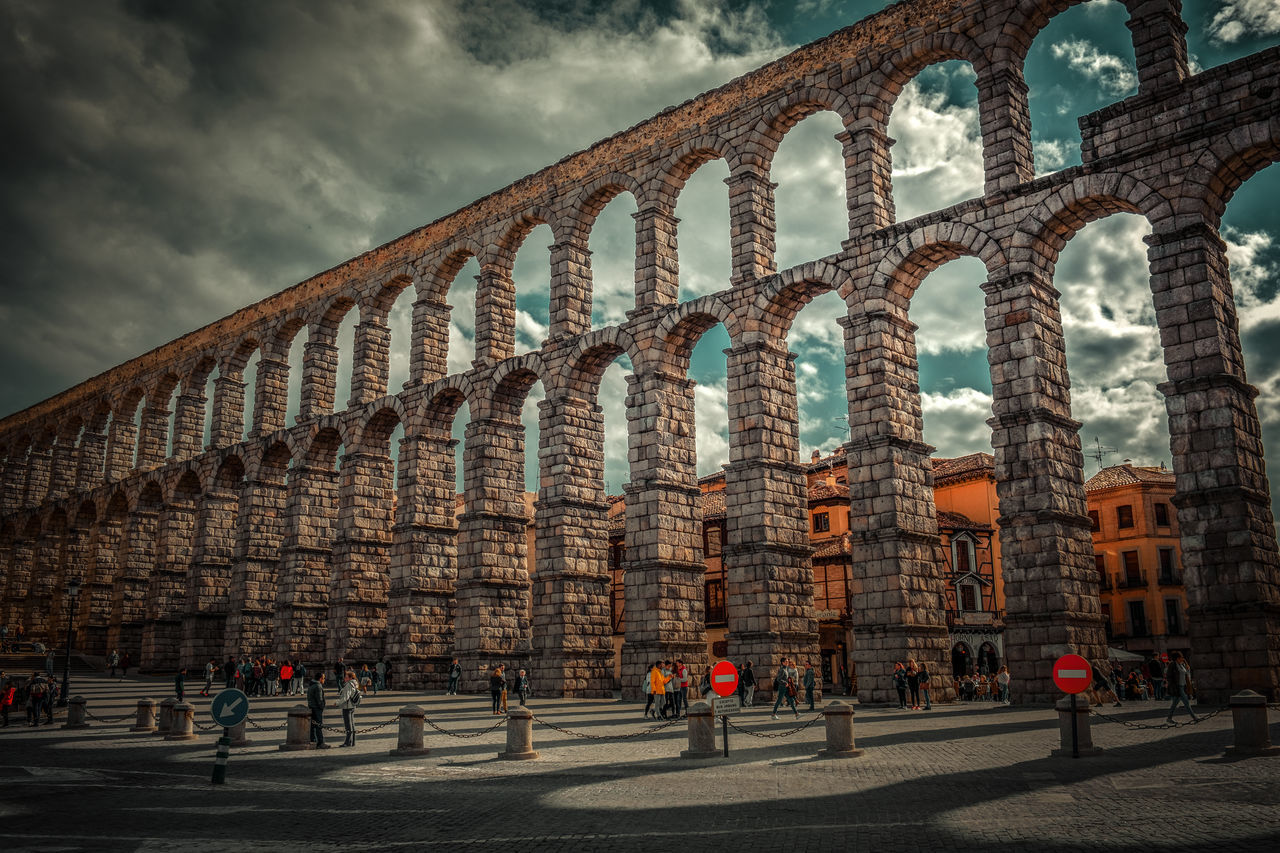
[701, 489, 726, 519]
[933, 452, 995, 485]
[812, 535, 851, 559]
[1085, 463, 1175, 492]
[937, 510, 989, 531]
[809, 481, 849, 502]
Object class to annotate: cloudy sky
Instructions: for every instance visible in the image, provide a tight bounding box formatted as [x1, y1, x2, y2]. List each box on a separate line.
[2, 0, 1278, 516]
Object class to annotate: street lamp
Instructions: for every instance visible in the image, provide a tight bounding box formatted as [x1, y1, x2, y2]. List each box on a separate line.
[57, 578, 81, 708]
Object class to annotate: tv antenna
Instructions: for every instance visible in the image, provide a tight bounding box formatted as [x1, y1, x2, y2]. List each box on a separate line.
[833, 415, 850, 437]
[1087, 437, 1116, 472]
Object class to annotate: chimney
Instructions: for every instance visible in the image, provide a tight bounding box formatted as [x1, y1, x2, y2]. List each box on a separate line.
[811, 449, 821, 463]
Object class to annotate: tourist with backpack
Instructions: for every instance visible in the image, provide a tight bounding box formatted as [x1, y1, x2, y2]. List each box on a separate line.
[338, 669, 361, 747]
[771, 658, 799, 719]
[447, 658, 462, 695]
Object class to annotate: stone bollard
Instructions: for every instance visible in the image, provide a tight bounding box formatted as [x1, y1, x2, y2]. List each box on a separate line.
[1051, 694, 1102, 757]
[278, 705, 315, 751]
[61, 695, 90, 730]
[164, 701, 198, 741]
[1225, 690, 1279, 757]
[229, 719, 252, 747]
[131, 698, 157, 733]
[498, 706, 539, 760]
[817, 700, 863, 758]
[680, 701, 719, 759]
[154, 698, 176, 736]
[389, 705, 430, 757]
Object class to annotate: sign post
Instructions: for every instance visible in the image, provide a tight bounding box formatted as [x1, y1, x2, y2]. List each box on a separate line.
[209, 688, 250, 784]
[710, 661, 739, 757]
[1052, 654, 1092, 759]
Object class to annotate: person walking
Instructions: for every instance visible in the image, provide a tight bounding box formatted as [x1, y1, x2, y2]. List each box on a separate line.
[649, 661, 667, 719]
[802, 661, 817, 711]
[174, 668, 186, 703]
[905, 660, 921, 710]
[892, 662, 909, 709]
[279, 661, 294, 696]
[771, 658, 799, 719]
[672, 659, 687, 718]
[1150, 656, 1167, 700]
[1165, 651, 1199, 723]
[642, 664, 655, 719]
[375, 659, 387, 694]
[223, 657, 236, 690]
[918, 660, 932, 710]
[489, 665, 506, 715]
[740, 661, 756, 707]
[447, 658, 462, 695]
[514, 669, 530, 705]
[44, 650, 55, 678]
[996, 665, 1011, 705]
[0, 677, 14, 727]
[1091, 659, 1122, 707]
[307, 672, 329, 748]
[338, 669, 361, 747]
[107, 649, 120, 678]
[121, 652, 132, 679]
[293, 661, 306, 695]
[201, 659, 216, 696]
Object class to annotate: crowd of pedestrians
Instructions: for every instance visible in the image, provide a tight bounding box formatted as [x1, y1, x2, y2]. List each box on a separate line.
[0, 670, 57, 727]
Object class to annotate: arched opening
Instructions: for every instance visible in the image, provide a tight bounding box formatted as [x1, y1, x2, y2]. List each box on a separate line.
[332, 305, 360, 412]
[240, 349, 260, 441]
[202, 366, 219, 450]
[951, 640, 973, 679]
[675, 159, 732, 301]
[386, 282, 415, 394]
[1024, 0, 1137, 175]
[772, 110, 849, 271]
[283, 323, 307, 427]
[588, 192, 640, 329]
[887, 60, 984, 222]
[512, 223, 554, 355]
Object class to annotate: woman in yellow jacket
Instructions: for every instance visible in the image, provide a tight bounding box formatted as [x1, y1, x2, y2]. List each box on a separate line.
[649, 662, 669, 719]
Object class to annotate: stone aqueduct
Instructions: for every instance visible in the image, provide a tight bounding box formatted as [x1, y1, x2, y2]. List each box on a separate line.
[1, 0, 1278, 704]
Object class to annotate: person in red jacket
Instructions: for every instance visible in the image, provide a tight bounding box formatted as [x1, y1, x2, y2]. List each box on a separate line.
[279, 661, 295, 696]
[1, 677, 16, 727]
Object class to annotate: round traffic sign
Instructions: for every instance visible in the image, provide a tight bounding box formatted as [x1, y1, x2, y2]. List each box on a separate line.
[210, 688, 250, 727]
[710, 660, 739, 697]
[1052, 654, 1093, 694]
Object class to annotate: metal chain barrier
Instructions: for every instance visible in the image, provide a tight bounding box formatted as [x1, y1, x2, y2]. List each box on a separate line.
[1089, 704, 1229, 730]
[529, 714, 682, 741]
[423, 715, 507, 739]
[246, 716, 289, 733]
[726, 711, 825, 739]
[83, 709, 136, 724]
[320, 714, 399, 736]
[193, 718, 222, 732]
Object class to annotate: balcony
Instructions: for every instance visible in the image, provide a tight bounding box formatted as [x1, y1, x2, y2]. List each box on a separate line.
[945, 609, 1006, 631]
[1157, 570, 1182, 586]
[1117, 571, 1147, 589]
[1098, 574, 1112, 591]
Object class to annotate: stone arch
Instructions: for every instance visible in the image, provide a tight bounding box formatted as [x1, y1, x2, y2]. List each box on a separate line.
[420, 376, 472, 436]
[485, 353, 548, 421]
[647, 133, 744, 212]
[655, 295, 740, 373]
[751, 259, 857, 340]
[857, 30, 991, 115]
[868, 222, 1009, 313]
[165, 467, 204, 505]
[246, 436, 297, 482]
[1179, 116, 1280, 228]
[492, 206, 572, 272]
[423, 239, 486, 303]
[571, 172, 645, 238]
[560, 327, 644, 397]
[744, 85, 857, 171]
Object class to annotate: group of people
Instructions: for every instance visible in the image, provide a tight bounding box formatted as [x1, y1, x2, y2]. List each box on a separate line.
[770, 658, 820, 718]
[485, 663, 531, 713]
[0, 623, 26, 653]
[892, 659, 935, 709]
[1091, 651, 1198, 722]
[0, 670, 57, 727]
[955, 666, 1012, 704]
[642, 659, 695, 719]
[202, 656, 390, 699]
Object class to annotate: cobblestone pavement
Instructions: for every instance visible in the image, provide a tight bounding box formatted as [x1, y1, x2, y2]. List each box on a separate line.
[1, 675, 1277, 852]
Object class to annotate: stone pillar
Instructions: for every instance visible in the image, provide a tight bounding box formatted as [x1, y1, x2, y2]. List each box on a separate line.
[983, 270, 1107, 702]
[386, 434, 457, 690]
[136, 404, 171, 470]
[23, 441, 52, 507]
[1051, 693, 1101, 757]
[1148, 223, 1280, 702]
[170, 391, 206, 460]
[975, 64, 1034, 194]
[408, 297, 451, 386]
[104, 412, 138, 482]
[726, 168, 777, 286]
[388, 705, 430, 757]
[326, 450, 393, 664]
[79, 514, 123, 656]
[142, 497, 196, 673]
[2, 448, 28, 512]
[349, 319, 391, 405]
[680, 701, 718, 758]
[209, 376, 246, 449]
[838, 122, 894, 240]
[131, 698, 158, 732]
[2, 534, 33, 634]
[107, 506, 157, 657]
[531, 394, 614, 698]
[74, 429, 107, 491]
[274, 462, 339, 664]
[723, 340, 819, 691]
[456, 417, 533, 687]
[155, 697, 176, 736]
[278, 705, 314, 751]
[253, 356, 291, 435]
[619, 370, 707, 699]
[164, 702, 197, 741]
[62, 696, 89, 729]
[473, 267, 516, 366]
[840, 311, 952, 704]
[55, 522, 90, 639]
[47, 432, 78, 501]
[225, 474, 288, 658]
[181, 487, 238, 667]
[548, 239, 592, 340]
[498, 706, 538, 760]
[1126, 0, 1189, 94]
[229, 719, 252, 747]
[633, 207, 680, 310]
[818, 701, 863, 758]
[26, 532, 58, 645]
[1225, 690, 1279, 756]
[299, 337, 339, 419]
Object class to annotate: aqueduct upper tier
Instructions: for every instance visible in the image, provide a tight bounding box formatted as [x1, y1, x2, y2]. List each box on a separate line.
[2, 0, 1277, 704]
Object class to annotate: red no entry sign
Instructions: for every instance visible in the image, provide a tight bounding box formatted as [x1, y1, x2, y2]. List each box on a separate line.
[1052, 654, 1093, 694]
[711, 660, 739, 697]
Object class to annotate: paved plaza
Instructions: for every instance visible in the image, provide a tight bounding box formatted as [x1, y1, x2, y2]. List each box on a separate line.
[1, 673, 1278, 852]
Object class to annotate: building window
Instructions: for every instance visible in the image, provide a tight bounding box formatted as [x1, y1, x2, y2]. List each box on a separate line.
[1128, 600, 1147, 637]
[1154, 502, 1170, 527]
[1122, 550, 1141, 585]
[813, 512, 830, 533]
[1094, 553, 1107, 587]
[951, 535, 975, 574]
[1088, 510, 1100, 532]
[705, 578, 725, 624]
[704, 523, 722, 557]
[1117, 505, 1134, 529]
[814, 562, 849, 612]
[1164, 599, 1183, 635]
[959, 583, 978, 612]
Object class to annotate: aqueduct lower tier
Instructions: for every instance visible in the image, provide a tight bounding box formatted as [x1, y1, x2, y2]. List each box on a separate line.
[1, 0, 1277, 704]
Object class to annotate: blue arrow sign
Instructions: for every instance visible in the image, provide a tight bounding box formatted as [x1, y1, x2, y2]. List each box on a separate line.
[210, 688, 249, 727]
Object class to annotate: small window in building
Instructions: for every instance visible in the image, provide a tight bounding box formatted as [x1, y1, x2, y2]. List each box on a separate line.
[959, 583, 978, 611]
[704, 524, 722, 557]
[951, 535, 975, 574]
[1159, 548, 1174, 572]
[1088, 510, 1100, 532]
[1122, 550, 1141, 585]
[1128, 600, 1147, 636]
[1164, 598, 1182, 634]
[1154, 502, 1170, 527]
[813, 511, 830, 533]
[1117, 505, 1134, 529]
[705, 578, 725, 624]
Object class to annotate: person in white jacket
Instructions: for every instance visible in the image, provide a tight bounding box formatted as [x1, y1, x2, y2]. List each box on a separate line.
[337, 669, 362, 747]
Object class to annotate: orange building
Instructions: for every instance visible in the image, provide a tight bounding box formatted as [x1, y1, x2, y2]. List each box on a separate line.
[1085, 463, 1189, 657]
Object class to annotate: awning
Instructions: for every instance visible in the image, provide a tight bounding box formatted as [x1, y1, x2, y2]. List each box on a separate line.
[1107, 646, 1145, 662]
